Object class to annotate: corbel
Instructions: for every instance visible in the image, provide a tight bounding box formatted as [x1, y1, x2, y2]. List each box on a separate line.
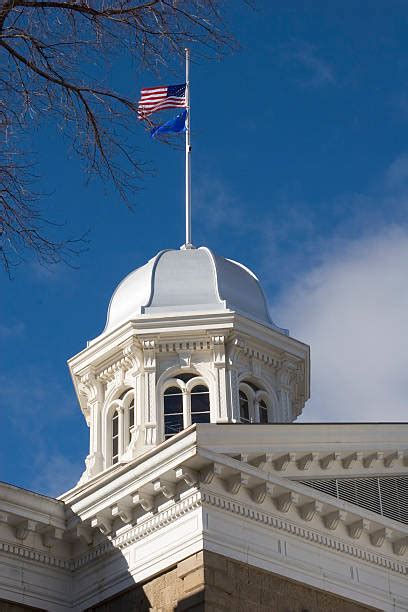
[296, 452, 318, 471]
[275, 491, 300, 513]
[212, 335, 226, 367]
[250, 482, 275, 504]
[178, 351, 192, 368]
[75, 525, 93, 545]
[298, 500, 323, 521]
[200, 462, 224, 484]
[225, 472, 249, 495]
[323, 510, 346, 531]
[152, 479, 176, 499]
[91, 515, 112, 536]
[15, 519, 36, 540]
[175, 467, 198, 487]
[384, 451, 403, 468]
[393, 536, 408, 556]
[273, 453, 296, 471]
[342, 452, 362, 470]
[40, 526, 64, 548]
[132, 491, 155, 512]
[370, 527, 392, 548]
[347, 519, 369, 540]
[111, 503, 133, 524]
[319, 453, 341, 470]
[250, 453, 273, 470]
[363, 451, 383, 468]
[0, 512, 9, 523]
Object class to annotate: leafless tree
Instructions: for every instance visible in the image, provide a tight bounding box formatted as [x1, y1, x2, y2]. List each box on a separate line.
[0, 1, 234, 274]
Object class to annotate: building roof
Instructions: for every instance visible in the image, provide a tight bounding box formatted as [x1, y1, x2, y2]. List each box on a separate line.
[101, 247, 285, 338]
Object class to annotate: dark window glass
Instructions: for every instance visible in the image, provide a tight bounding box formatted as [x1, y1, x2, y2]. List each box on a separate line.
[259, 400, 268, 424]
[164, 387, 183, 439]
[191, 385, 210, 424]
[112, 412, 118, 436]
[239, 390, 250, 423]
[129, 400, 134, 428]
[112, 410, 119, 464]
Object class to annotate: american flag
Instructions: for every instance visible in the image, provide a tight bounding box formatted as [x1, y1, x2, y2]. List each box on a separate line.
[138, 83, 186, 120]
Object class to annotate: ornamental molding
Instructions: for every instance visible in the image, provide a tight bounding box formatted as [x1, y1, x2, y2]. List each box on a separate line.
[200, 490, 408, 576]
[236, 448, 408, 476]
[158, 338, 212, 354]
[0, 540, 71, 570]
[71, 492, 202, 569]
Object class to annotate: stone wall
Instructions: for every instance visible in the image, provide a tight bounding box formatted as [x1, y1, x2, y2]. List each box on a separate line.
[87, 551, 378, 612]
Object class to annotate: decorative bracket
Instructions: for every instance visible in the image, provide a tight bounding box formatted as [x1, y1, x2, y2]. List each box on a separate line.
[347, 519, 369, 539]
[297, 452, 318, 471]
[111, 503, 133, 524]
[370, 527, 392, 548]
[393, 536, 408, 556]
[275, 492, 300, 513]
[323, 510, 346, 531]
[299, 500, 323, 521]
[342, 452, 362, 469]
[153, 479, 176, 499]
[91, 515, 112, 536]
[175, 467, 198, 487]
[200, 463, 224, 484]
[132, 491, 155, 512]
[273, 453, 296, 471]
[363, 452, 383, 468]
[226, 473, 249, 495]
[250, 482, 275, 504]
[319, 453, 341, 470]
[15, 519, 36, 540]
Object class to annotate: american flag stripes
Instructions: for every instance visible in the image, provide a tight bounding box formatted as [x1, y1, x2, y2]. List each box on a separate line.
[138, 83, 187, 119]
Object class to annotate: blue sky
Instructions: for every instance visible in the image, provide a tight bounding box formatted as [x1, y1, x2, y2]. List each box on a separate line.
[2, 2, 408, 496]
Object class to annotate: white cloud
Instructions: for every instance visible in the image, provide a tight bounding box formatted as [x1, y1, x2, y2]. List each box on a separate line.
[273, 227, 408, 422]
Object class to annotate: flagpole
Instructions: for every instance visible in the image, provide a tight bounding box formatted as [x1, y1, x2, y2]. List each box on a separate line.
[184, 47, 192, 248]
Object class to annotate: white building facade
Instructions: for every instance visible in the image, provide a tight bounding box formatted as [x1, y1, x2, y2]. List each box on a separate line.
[0, 246, 407, 611]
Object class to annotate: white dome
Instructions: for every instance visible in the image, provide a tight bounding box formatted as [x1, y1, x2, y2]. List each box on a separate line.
[100, 247, 285, 337]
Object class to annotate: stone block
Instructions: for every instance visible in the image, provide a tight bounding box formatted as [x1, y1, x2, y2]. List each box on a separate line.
[182, 567, 205, 594]
[177, 552, 204, 579]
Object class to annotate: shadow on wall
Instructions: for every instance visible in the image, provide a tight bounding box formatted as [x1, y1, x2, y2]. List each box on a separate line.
[85, 584, 205, 612]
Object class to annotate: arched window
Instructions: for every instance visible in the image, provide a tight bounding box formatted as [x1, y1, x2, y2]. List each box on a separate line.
[239, 390, 250, 423]
[190, 384, 210, 425]
[162, 374, 211, 440]
[259, 399, 268, 424]
[112, 410, 119, 465]
[164, 386, 184, 440]
[239, 380, 272, 424]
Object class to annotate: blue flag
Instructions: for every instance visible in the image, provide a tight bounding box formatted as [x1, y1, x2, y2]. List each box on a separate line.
[150, 109, 187, 139]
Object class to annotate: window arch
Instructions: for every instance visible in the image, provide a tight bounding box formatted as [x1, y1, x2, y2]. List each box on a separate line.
[162, 374, 210, 440]
[239, 380, 272, 424]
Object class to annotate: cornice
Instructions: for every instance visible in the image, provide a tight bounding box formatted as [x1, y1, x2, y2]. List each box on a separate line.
[0, 540, 71, 570]
[201, 490, 408, 576]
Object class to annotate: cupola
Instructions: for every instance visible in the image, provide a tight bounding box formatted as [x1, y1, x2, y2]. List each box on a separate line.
[68, 246, 310, 484]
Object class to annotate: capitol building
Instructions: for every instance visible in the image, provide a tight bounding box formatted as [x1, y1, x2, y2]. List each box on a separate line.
[0, 245, 407, 611]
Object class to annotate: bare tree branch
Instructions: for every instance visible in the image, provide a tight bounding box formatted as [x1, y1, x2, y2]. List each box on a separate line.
[0, 0, 236, 274]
